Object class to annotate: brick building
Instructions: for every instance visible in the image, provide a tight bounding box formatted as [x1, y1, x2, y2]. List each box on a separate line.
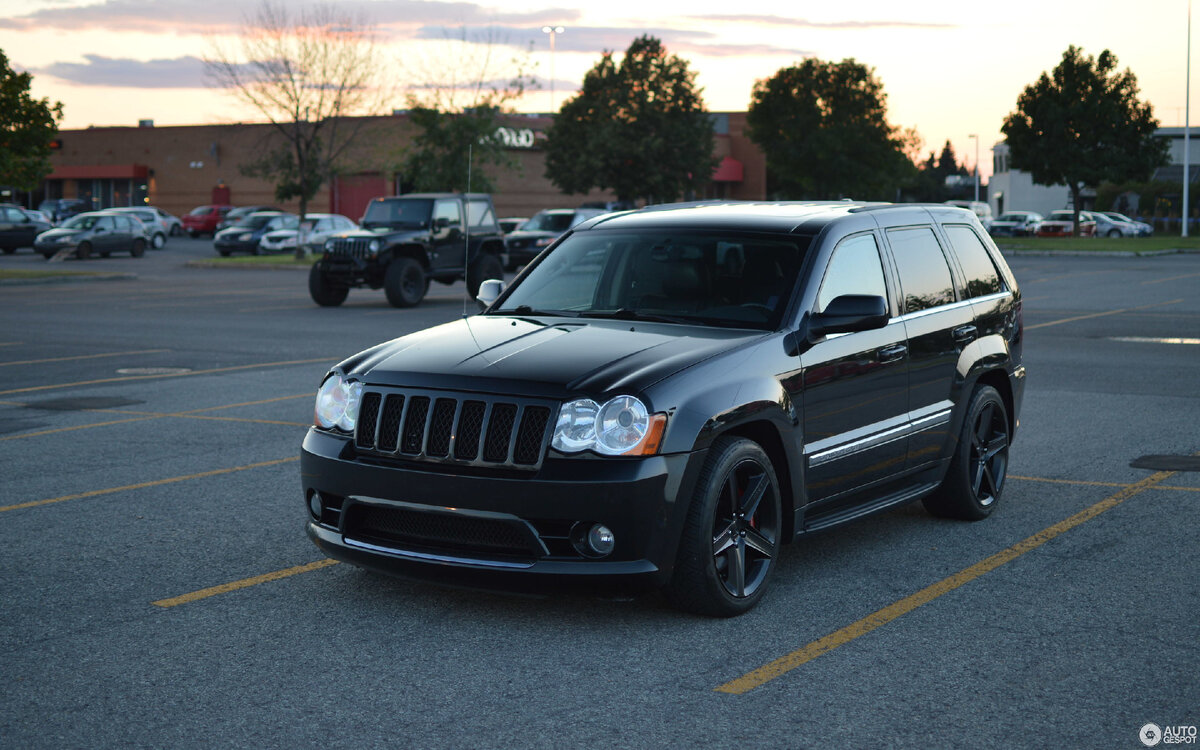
[31, 112, 766, 221]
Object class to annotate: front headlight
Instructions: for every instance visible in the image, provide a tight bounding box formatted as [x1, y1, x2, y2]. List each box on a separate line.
[314, 373, 362, 432]
[368, 239, 381, 253]
[552, 395, 665, 456]
[324, 239, 335, 251]
[238, 232, 254, 241]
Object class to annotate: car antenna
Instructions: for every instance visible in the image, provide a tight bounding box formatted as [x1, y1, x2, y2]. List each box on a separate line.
[463, 143, 472, 319]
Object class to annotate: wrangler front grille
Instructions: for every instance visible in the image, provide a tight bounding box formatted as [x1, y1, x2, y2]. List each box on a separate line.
[355, 388, 554, 471]
[327, 238, 375, 260]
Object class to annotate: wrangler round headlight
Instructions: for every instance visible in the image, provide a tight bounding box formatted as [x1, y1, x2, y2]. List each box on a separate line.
[368, 239, 381, 253]
[324, 239, 335, 251]
[552, 395, 660, 456]
[314, 374, 362, 432]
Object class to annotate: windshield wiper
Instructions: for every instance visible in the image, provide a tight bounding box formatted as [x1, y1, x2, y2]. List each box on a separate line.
[579, 308, 693, 325]
[499, 305, 579, 317]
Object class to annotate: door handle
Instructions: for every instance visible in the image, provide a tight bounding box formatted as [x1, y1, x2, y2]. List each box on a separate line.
[877, 344, 907, 363]
[952, 325, 978, 343]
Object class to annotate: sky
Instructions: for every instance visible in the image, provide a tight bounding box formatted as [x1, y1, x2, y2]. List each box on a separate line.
[0, 0, 1191, 179]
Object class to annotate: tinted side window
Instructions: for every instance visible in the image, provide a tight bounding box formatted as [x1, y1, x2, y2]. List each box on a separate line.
[433, 200, 461, 228]
[944, 224, 1005, 298]
[887, 226, 955, 313]
[466, 200, 494, 229]
[817, 233, 887, 312]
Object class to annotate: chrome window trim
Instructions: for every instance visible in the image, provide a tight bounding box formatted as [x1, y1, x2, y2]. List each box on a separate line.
[805, 401, 953, 467]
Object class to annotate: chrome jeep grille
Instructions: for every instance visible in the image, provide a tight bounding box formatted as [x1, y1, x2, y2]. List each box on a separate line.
[355, 388, 554, 471]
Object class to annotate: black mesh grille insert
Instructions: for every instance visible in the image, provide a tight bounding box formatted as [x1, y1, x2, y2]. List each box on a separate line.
[426, 398, 457, 457]
[356, 392, 381, 449]
[377, 394, 404, 452]
[455, 400, 486, 460]
[484, 404, 518, 462]
[345, 504, 540, 558]
[401, 396, 430, 454]
[514, 407, 551, 465]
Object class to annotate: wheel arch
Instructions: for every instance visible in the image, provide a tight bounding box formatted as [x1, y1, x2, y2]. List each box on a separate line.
[386, 243, 432, 270]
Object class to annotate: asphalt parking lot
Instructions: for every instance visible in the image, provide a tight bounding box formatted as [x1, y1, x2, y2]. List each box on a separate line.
[1, 237, 1197, 748]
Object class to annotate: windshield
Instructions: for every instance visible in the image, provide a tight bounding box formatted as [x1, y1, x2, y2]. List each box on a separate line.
[362, 198, 433, 229]
[492, 230, 808, 330]
[188, 206, 214, 216]
[234, 214, 280, 229]
[62, 215, 98, 229]
[521, 212, 574, 233]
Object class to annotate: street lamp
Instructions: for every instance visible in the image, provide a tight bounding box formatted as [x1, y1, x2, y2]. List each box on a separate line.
[542, 25, 565, 112]
[968, 133, 980, 203]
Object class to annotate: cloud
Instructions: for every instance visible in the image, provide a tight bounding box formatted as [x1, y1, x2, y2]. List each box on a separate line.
[36, 55, 209, 88]
[685, 14, 957, 30]
[0, 0, 580, 34]
[414, 25, 807, 58]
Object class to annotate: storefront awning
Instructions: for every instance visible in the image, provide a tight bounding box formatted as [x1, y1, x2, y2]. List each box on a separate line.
[47, 164, 149, 180]
[712, 156, 743, 183]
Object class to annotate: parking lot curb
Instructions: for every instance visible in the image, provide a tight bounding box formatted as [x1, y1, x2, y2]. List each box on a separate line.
[0, 272, 138, 286]
[185, 260, 313, 271]
[998, 248, 1200, 258]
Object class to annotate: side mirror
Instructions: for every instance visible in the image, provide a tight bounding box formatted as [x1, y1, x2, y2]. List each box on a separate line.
[476, 278, 503, 310]
[809, 294, 889, 337]
[434, 217, 450, 231]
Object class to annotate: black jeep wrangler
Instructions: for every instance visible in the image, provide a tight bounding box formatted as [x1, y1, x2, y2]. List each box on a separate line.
[309, 193, 507, 308]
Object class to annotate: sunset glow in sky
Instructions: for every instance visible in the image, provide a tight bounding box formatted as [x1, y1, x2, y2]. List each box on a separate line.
[1, 0, 1190, 179]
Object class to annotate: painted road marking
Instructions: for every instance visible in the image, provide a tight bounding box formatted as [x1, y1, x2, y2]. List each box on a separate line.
[0, 357, 333, 396]
[714, 470, 1175, 694]
[1109, 336, 1200, 345]
[0, 457, 299, 513]
[152, 559, 340, 608]
[1025, 299, 1182, 330]
[0, 348, 169, 368]
[1141, 271, 1200, 286]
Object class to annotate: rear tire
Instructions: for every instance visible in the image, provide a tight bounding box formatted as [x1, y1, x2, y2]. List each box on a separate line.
[466, 252, 504, 298]
[308, 264, 349, 307]
[923, 385, 1009, 521]
[131, 239, 145, 257]
[384, 256, 427, 308]
[664, 436, 782, 617]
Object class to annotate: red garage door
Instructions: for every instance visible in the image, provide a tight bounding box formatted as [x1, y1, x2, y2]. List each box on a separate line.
[331, 173, 387, 222]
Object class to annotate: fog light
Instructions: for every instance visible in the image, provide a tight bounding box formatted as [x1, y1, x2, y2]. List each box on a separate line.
[587, 524, 615, 556]
[308, 490, 323, 520]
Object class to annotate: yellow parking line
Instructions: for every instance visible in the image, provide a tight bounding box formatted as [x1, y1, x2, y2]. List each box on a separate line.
[714, 470, 1174, 695]
[1025, 299, 1182, 330]
[0, 457, 299, 513]
[0, 357, 333, 396]
[1009, 475, 1129, 489]
[152, 559, 340, 608]
[0, 348, 169, 367]
[1141, 271, 1200, 286]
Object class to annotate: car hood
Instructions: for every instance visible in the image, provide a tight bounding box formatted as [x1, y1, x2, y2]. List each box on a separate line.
[337, 315, 765, 400]
[337, 227, 429, 242]
[38, 228, 83, 239]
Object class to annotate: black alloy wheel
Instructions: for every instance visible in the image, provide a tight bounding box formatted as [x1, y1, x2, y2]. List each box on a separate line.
[924, 384, 1009, 521]
[666, 436, 782, 617]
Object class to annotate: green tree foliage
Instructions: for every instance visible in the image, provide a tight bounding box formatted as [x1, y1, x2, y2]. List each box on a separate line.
[543, 35, 716, 204]
[0, 50, 64, 192]
[1001, 45, 1168, 234]
[400, 106, 518, 193]
[746, 58, 915, 200]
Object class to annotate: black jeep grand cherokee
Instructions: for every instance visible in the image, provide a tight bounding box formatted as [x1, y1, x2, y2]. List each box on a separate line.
[301, 201, 1025, 616]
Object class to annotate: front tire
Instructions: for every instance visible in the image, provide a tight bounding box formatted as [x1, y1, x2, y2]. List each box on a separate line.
[76, 241, 91, 260]
[131, 239, 145, 257]
[1106, 229, 1121, 238]
[384, 256, 427, 308]
[309, 264, 349, 307]
[923, 384, 1009, 521]
[467, 252, 504, 298]
[664, 436, 782, 617]
[152, 232, 166, 249]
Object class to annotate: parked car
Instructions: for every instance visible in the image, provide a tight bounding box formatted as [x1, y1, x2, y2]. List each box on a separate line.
[37, 198, 88, 224]
[109, 205, 183, 237]
[1035, 210, 1096, 237]
[217, 205, 281, 233]
[503, 207, 607, 269]
[213, 211, 299, 256]
[988, 211, 1043, 238]
[498, 216, 529, 234]
[258, 213, 359, 254]
[0, 204, 53, 253]
[1092, 211, 1151, 237]
[33, 210, 147, 259]
[107, 207, 169, 249]
[302, 201, 1025, 616]
[182, 204, 234, 237]
[945, 200, 993, 229]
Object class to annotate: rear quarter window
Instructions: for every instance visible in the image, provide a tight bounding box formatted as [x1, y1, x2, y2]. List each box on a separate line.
[943, 224, 1005, 298]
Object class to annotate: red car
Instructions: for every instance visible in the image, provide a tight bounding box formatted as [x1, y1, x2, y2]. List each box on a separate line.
[1035, 210, 1096, 237]
[181, 204, 234, 237]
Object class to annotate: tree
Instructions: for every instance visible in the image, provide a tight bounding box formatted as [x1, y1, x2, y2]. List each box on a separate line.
[397, 27, 534, 193]
[1001, 45, 1169, 235]
[206, 2, 385, 256]
[0, 50, 64, 192]
[543, 35, 716, 205]
[746, 58, 915, 200]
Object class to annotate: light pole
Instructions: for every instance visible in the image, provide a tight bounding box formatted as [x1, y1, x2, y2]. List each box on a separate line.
[542, 25, 564, 112]
[1184, 0, 1191, 237]
[968, 133, 980, 203]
